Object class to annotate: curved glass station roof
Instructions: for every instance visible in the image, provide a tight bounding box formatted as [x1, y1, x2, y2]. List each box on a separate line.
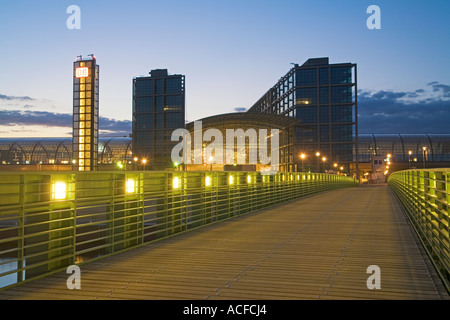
[185, 112, 301, 130]
[0, 137, 132, 165]
[0, 133, 449, 165]
[358, 134, 450, 163]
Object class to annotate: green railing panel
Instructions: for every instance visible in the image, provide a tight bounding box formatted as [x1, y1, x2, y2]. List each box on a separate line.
[389, 169, 450, 292]
[0, 171, 357, 290]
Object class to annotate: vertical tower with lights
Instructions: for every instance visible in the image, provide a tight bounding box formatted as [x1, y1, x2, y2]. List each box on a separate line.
[73, 54, 99, 171]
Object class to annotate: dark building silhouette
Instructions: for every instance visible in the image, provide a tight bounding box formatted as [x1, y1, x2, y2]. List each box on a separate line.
[132, 69, 185, 169]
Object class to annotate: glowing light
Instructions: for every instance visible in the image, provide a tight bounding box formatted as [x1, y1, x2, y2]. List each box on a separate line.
[173, 177, 180, 189]
[126, 179, 135, 193]
[75, 67, 89, 78]
[205, 176, 211, 187]
[52, 182, 67, 200]
[229, 175, 234, 185]
[247, 175, 252, 183]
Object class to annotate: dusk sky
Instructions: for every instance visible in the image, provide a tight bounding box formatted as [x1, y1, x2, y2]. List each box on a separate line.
[0, 0, 449, 137]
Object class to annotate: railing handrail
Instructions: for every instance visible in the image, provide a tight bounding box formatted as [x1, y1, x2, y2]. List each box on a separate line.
[388, 169, 450, 293]
[0, 171, 357, 290]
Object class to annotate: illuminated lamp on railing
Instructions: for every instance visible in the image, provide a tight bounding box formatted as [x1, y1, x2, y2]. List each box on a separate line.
[229, 175, 234, 185]
[173, 176, 180, 189]
[52, 181, 67, 200]
[247, 175, 252, 184]
[205, 176, 211, 187]
[126, 179, 135, 194]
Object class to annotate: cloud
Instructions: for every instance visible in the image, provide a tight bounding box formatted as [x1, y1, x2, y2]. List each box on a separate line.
[0, 94, 34, 101]
[98, 117, 132, 136]
[358, 82, 450, 134]
[0, 109, 131, 136]
[0, 92, 58, 112]
[428, 82, 450, 97]
[0, 110, 72, 127]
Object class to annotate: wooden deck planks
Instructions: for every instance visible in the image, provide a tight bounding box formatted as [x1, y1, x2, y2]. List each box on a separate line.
[0, 186, 448, 300]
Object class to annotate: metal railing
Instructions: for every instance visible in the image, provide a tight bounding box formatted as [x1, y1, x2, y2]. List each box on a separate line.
[388, 169, 450, 292]
[0, 171, 357, 290]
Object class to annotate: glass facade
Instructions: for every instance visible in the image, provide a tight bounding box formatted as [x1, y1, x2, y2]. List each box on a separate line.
[73, 56, 99, 171]
[357, 134, 450, 164]
[184, 113, 299, 173]
[0, 138, 132, 166]
[132, 69, 185, 169]
[248, 58, 357, 173]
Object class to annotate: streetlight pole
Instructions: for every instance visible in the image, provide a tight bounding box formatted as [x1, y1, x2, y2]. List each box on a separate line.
[142, 158, 147, 171]
[209, 156, 214, 172]
[408, 151, 412, 169]
[315, 152, 320, 173]
[300, 153, 306, 172]
[422, 147, 427, 168]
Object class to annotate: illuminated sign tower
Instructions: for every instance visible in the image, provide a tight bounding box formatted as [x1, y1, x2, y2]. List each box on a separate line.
[73, 54, 99, 171]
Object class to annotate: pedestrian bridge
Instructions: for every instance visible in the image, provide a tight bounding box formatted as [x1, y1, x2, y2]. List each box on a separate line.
[0, 170, 449, 300]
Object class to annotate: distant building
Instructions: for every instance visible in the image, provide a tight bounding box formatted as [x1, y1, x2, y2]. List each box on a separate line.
[132, 69, 185, 169]
[184, 113, 300, 172]
[73, 54, 99, 171]
[1, 134, 449, 173]
[248, 57, 358, 174]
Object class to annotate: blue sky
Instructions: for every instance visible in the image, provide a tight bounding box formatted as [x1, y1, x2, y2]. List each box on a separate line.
[0, 0, 449, 136]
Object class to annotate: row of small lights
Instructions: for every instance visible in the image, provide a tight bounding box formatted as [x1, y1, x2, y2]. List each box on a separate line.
[147, 173, 321, 191]
[300, 152, 345, 171]
[51, 173, 325, 200]
[73, 148, 428, 169]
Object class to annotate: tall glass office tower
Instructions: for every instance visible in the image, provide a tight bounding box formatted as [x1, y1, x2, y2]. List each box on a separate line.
[248, 57, 358, 174]
[73, 55, 99, 171]
[132, 69, 185, 169]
